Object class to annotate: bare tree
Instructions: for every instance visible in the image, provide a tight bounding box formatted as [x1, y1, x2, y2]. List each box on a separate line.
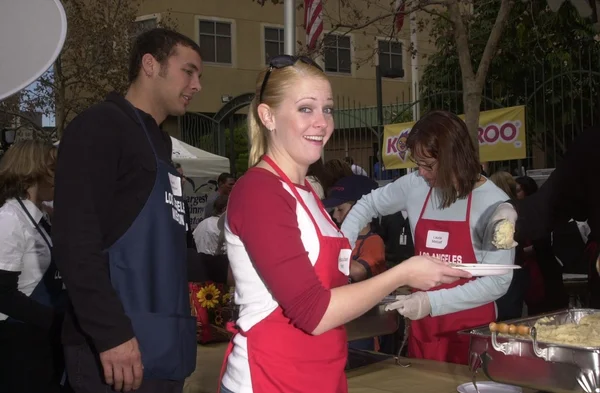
[257, 0, 517, 148]
[11, 0, 176, 138]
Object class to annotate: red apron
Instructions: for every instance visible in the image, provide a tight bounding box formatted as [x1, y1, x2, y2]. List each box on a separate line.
[408, 188, 496, 365]
[218, 155, 350, 393]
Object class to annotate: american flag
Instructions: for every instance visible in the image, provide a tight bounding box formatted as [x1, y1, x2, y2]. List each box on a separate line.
[394, 0, 406, 33]
[304, 0, 323, 50]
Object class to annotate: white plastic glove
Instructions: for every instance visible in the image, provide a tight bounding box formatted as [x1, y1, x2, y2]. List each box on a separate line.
[384, 291, 431, 320]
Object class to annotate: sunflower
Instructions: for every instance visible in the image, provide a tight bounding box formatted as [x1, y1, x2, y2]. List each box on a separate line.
[222, 292, 232, 305]
[197, 284, 221, 309]
[214, 315, 224, 326]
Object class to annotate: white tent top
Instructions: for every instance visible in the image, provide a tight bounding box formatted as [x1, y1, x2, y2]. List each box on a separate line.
[171, 137, 230, 178]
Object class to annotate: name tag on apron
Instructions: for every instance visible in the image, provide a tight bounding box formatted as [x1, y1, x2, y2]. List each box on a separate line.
[338, 249, 352, 275]
[426, 230, 449, 250]
[168, 173, 183, 197]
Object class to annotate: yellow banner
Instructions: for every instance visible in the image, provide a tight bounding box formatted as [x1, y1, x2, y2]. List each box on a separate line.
[382, 106, 526, 169]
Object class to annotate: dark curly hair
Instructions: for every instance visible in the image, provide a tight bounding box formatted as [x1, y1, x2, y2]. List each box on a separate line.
[0, 140, 57, 207]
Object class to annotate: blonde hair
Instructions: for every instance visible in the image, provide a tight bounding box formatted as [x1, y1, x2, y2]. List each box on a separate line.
[247, 61, 329, 167]
[0, 140, 57, 206]
[490, 171, 517, 200]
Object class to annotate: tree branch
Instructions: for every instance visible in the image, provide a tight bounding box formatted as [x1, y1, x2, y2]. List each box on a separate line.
[447, 0, 475, 81]
[474, 0, 515, 86]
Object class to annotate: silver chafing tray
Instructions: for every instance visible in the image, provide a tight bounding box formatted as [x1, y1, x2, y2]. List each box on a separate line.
[345, 296, 400, 341]
[461, 308, 600, 393]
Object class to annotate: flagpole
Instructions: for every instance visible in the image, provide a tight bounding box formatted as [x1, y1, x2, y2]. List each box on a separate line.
[284, 0, 296, 55]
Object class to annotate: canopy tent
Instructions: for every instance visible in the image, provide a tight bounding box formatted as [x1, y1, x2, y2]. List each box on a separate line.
[171, 137, 230, 178]
[55, 136, 230, 179]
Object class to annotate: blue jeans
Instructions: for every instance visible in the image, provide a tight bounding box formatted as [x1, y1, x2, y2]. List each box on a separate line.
[220, 383, 235, 393]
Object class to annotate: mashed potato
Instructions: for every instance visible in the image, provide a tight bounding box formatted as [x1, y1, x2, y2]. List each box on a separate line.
[492, 219, 517, 249]
[534, 314, 600, 347]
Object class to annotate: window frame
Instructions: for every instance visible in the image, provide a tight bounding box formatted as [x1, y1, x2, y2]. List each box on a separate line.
[321, 31, 354, 76]
[194, 15, 237, 67]
[376, 36, 406, 81]
[261, 23, 285, 66]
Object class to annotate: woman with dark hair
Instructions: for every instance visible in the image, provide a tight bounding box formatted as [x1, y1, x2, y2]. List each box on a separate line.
[515, 176, 538, 200]
[341, 110, 517, 365]
[0, 140, 67, 392]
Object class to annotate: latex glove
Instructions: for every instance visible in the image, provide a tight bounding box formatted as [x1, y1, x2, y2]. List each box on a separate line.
[384, 292, 431, 320]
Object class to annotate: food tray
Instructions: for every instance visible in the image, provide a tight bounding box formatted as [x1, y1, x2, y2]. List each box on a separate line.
[460, 309, 600, 393]
[345, 299, 400, 342]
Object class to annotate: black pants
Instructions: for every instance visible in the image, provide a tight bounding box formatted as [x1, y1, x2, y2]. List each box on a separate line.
[64, 342, 184, 393]
[0, 321, 64, 393]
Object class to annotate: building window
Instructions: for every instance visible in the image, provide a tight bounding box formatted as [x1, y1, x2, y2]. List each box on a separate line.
[198, 19, 232, 64]
[132, 17, 158, 41]
[264, 27, 284, 64]
[378, 40, 403, 76]
[324, 34, 351, 74]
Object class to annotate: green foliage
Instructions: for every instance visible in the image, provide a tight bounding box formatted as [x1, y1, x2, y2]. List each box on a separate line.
[421, 0, 600, 164]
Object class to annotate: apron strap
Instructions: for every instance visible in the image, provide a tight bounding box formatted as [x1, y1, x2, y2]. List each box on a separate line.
[262, 156, 341, 239]
[16, 199, 52, 250]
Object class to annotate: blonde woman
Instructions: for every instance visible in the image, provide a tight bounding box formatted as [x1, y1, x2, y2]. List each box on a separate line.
[218, 55, 469, 393]
[490, 171, 518, 200]
[0, 140, 66, 392]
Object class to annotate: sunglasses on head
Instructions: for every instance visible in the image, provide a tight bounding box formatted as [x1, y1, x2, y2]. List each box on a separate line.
[259, 55, 324, 103]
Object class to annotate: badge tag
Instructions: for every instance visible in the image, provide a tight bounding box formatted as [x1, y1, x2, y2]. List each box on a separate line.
[338, 249, 352, 276]
[426, 230, 449, 250]
[399, 228, 407, 246]
[168, 173, 183, 197]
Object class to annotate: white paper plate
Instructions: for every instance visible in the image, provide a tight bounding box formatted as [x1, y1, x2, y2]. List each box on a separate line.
[457, 381, 522, 393]
[450, 264, 521, 276]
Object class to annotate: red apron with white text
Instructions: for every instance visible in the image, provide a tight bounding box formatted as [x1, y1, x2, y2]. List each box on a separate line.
[408, 189, 496, 365]
[218, 155, 350, 393]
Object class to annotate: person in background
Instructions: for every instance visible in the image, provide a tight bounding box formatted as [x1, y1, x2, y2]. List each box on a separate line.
[218, 55, 469, 393]
[322, 175, 386, 351]
[323, 175, 386, 283]
[53, 28, 202, 393]
[204, 173, 235, 219]
[0, 140, 67, 393]
[490, 171, 517, 199]
[306, 159, 329, 199]
[513, 176, 568, 314]
[341, 110, 516, 365]
[193, 195, 228, 256]
[344, 156, 368, 177]
[323, 158, 353, 193]
[175, 162, 195, 248]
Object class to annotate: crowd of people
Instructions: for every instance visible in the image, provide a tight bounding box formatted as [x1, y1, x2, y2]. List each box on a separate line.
[0, 26, 594, 393]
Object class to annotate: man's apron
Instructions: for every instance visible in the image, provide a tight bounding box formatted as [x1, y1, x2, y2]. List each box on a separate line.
[408, 189, 496, 365]
[106, 109, 196, 381]
[218, 155, 351, 393]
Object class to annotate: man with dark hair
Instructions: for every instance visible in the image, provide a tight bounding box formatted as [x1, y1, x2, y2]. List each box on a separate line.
[203, 172, 235, 219]
[53, 28, 202, 393]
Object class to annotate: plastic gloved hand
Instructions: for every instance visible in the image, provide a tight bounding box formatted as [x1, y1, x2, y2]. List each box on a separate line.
[384, 291, 431, 320]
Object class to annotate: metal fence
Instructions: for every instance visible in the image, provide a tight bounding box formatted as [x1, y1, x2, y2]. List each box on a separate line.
[179, 51, 600, 178]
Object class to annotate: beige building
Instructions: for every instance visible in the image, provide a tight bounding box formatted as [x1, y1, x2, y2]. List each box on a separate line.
[137, 0, 437, 174]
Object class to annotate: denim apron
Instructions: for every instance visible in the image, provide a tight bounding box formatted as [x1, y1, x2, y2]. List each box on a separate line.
[106, 109, 196, 381]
